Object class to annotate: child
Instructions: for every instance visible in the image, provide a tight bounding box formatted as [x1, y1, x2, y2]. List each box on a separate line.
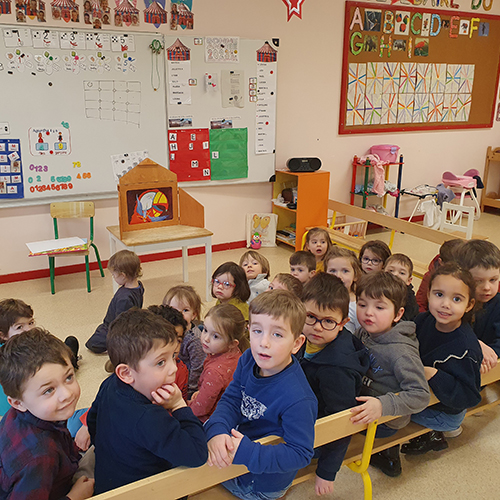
[163, 285, 206, 398]
[189, 303, 248, 422]
[0, 328, 94, 500]
[324, 246, 362, 334]
[401, 263, 482, 454]
[304, 227, 333, 272]
[239, 250, 271, 302]
[457, 240, 500, 373]
[290, 250, 316, 285]
[298, 274, 369, 496]
[148, 304, 189, 401]
[268, 273, 303, 298]
[384, 253, 419, 321]
[86, 250, 144, 354]
[351, 271, 430, 477]
[87, 309, 208, 494]
[211, 261, 250, 320]
[205, 290, 317, 500]
[416, 238, 464, 312]
[359, 240, 391, 274]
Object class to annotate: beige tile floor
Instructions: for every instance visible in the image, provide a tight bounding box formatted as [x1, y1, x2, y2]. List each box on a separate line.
[1, 211, 500, 499]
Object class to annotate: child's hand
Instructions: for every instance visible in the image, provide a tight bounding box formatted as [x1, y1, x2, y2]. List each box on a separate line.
[479, 341, 498, 374]
[424, 366, 438, 380]
[74, 425, 91, 451]
[67, 476, 94, 500]
[350, 396, 382, 425]
[314, 475, 334, 496]
[207, 434, 234, 468]
[151, 384, 186, 412]
[229, 428, 244, 458]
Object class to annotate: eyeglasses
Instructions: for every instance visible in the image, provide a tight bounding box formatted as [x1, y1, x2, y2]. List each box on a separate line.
[212, 278, 236, 289]
[361, 256, 382, 266]
[305, 313, 338, 331]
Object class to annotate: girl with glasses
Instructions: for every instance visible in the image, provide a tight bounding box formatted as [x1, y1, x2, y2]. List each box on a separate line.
[211, 262, 250, 320]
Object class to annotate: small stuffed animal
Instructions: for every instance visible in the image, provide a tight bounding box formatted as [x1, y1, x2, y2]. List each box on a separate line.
[250, 232, 262, 249]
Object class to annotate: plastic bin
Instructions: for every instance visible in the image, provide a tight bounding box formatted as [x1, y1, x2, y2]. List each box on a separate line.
[369, 144, 400, 163]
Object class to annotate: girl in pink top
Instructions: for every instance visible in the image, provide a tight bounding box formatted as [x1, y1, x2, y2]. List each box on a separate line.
[189, 303, 249, 422]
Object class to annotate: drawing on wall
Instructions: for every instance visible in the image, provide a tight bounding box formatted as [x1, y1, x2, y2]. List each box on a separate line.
[111, 149, 148, 181]
[84, 80, 141, 126]
[28, 127, 71, 155]
[170, 0, 193, 30]
[50, 0, 79, 23]
[127, 187, 173, 224]
[114, 0, 139, 27]
[0, 0, 12, 16]
[144, 0, 167, 28]
[205, 36, 239, 63]
[281, 0, 305, 22]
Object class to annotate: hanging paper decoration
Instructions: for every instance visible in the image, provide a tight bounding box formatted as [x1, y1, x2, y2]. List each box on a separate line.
[26, 0, 44, 20]
[167, 37, 190, 60]
[85, 0, 110, 27]
[257, 42, 277, 62]
[0, 0, 12, 14]
[170, 0, 192, 30]
[281, 0, 304, 22]
[51, 0, 78, 22]
[15, 0, 26, 22]
[114, 0, 139, 27]
[144, 0, 167, 28]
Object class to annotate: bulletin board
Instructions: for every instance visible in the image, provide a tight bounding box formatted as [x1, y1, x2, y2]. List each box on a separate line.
[0, 25, 167, 206]
[165, 36, 278, 185]
[339, 1, 500, 135]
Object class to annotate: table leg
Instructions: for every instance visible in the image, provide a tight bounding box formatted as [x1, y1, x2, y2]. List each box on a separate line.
[205, 237, 212, 302]
[182, 246, 189, 283]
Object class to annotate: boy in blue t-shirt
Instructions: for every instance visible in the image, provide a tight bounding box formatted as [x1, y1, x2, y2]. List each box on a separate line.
[457, 240, 500, 373]
[205, 290, 317, 500]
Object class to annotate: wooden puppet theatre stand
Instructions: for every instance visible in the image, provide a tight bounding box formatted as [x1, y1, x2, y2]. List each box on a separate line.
[106, 159, 213, 300]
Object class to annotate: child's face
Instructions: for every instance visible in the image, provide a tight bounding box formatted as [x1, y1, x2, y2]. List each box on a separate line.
[385, 261, 412, 286]
[7, 316, 36, 340]
[128, 340, 178, 401]
[303, 301, 348, 346]
[110, 269, 128, 287]
[356, 291, 404, 336]
[428, 274, 474, 333]
[268, 278, 287, 291]
[326, 257, 356, 292]
[174, 325, 185, 345]
[361, 249, 384, 273]
[212, 272, 235, 302]
[9, 359, 80, 422]
[308, 235, 328, 259]
[168, 296, 196, 325]
[249, 313, 304, 377]
[241, 257, 263, 281]
[201, 316, 233, 355]
[469, 266, 500, 303]
[290, 264, 315, 284]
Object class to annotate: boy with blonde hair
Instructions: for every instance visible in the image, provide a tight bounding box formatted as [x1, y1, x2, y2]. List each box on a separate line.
[239, 250, 271, 302]
[268, 273, 303, 298]
[205, 290, 317, 500]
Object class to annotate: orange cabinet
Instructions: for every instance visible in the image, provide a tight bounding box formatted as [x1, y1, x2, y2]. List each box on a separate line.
[272, 170, 330, 251]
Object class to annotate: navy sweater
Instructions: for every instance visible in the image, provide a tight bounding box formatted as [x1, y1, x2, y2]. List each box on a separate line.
[416, 312, 482, 414]
[473, 293, 500, 358]
[88, 374, 207, 495]
[205, 349, 317, 493]
[298, 331, 369, 481]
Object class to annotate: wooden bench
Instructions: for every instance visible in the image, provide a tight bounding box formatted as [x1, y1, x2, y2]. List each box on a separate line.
[305, 199, 472, 279]
[92, 363, 500, 500]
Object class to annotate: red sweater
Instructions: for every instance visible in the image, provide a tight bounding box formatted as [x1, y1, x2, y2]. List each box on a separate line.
[189, 347, 241, 422]
[175, 358, 189, 402]
[416, 255, 440, 313]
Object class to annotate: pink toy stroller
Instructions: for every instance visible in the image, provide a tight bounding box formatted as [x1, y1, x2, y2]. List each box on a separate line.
[441, 169, 482, 221]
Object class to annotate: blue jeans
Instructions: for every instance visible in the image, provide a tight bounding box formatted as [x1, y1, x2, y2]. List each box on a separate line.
[67, 407, 88, 438]
[222, 477, 292, 500]
[411, 408, 467, 432]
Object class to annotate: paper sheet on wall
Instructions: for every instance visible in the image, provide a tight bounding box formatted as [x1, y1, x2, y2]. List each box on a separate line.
[111, 150, 149, 182]
[255, 62, 277, 154]
[221, 70, 244, 108]
[168, 60, 192, 105]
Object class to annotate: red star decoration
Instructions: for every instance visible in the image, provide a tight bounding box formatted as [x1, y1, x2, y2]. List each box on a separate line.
[282, 0, 305, 21]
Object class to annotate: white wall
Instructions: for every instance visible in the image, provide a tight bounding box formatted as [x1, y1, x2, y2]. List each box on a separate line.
[1, 0, 500, 276]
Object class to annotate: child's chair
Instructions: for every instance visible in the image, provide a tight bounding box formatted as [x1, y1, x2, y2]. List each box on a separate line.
[439, 202, 475, 240]
[441, 170, 481, 221]
[48, 201, 104, 294]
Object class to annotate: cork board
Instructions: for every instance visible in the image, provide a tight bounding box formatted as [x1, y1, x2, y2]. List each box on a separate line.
[339, 1, 500, 134]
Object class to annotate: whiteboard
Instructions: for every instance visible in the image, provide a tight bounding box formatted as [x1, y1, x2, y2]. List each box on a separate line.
[0, 26, 167, 206]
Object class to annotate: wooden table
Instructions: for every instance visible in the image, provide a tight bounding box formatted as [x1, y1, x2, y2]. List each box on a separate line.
[106, 225, 213, 301]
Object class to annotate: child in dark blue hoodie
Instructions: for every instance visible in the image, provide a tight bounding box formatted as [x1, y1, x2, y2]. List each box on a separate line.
[298, 273, 370, 496]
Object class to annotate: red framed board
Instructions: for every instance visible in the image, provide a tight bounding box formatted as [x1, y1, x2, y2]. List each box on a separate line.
[339, 1, 500, 135]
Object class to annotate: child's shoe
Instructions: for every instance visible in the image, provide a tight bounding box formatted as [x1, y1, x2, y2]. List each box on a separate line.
[64, 336, 80, 370]
[443, 426, 463, 438]
[401, 431, 448, 455]
[369, 444, 402, 477]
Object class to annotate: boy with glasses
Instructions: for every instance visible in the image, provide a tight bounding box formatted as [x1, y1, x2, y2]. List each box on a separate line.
[297, 273, 370, 496]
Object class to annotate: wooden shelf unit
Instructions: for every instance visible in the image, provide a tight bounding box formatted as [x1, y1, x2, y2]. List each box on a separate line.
[272, 170, 330, 251]
[481, 147, 500, 211]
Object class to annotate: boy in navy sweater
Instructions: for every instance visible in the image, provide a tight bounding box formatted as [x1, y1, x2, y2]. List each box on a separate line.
[298, 274, 369, 496]
[205, 290, 317, 500]
[457, 240, 500, 373]
[88, 309, 208, 495]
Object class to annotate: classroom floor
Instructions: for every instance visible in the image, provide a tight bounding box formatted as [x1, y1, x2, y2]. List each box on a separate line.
[2, 211, 500, 499]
